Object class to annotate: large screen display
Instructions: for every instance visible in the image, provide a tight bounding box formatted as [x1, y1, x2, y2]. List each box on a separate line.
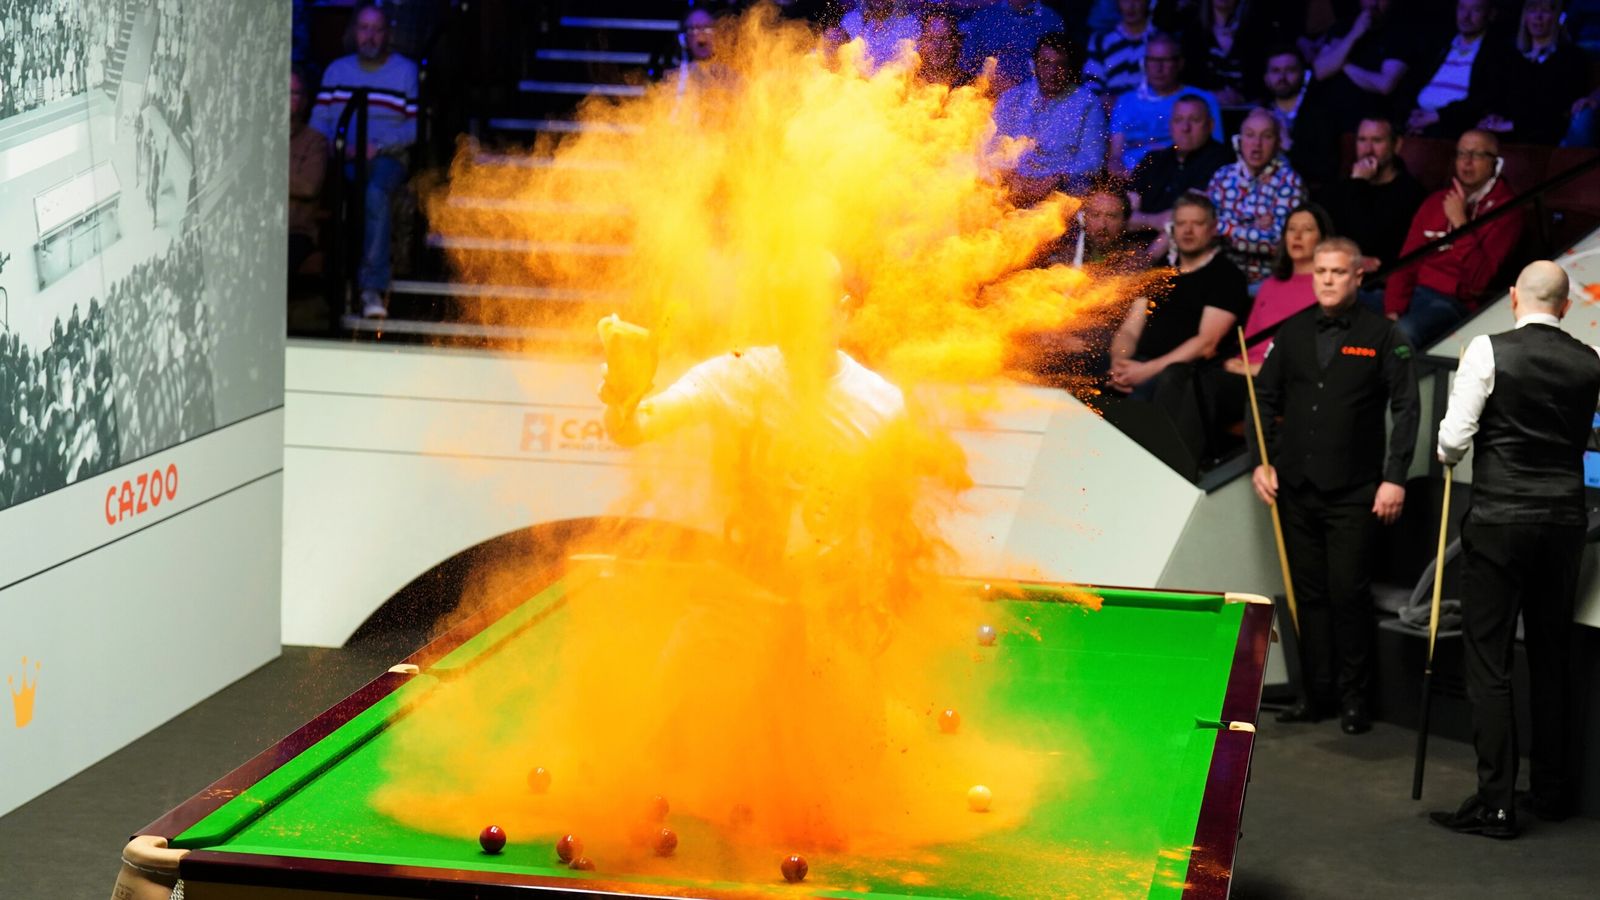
[0, 0, 285, 510]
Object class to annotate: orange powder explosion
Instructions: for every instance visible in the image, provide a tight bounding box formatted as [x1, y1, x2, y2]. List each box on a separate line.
[380, 4, 1132, 886]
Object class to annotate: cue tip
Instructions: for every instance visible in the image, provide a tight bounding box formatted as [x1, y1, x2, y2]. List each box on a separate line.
[1225, 592, 1273, 606]
[388, 664, 421, 676]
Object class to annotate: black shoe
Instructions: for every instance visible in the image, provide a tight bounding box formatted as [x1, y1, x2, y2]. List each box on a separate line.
[1430, 795, 1518, 839]
[1275, 700, 1330, 724]
[1339, 702, 1371, 735]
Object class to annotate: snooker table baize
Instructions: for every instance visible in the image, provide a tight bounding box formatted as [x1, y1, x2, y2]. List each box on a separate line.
[115, 556, 1272, 899]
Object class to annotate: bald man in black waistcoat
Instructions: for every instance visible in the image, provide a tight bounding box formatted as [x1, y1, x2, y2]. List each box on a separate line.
[1431, 260, 1600, 840]
[1249, 236, 1420, 736]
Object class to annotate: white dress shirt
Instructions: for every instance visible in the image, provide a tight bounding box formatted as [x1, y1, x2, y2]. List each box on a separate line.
[1437, 313, 1600, 464]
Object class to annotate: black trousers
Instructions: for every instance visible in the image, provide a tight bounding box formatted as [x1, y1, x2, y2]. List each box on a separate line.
[1278, 481, 1379, 707]
[1459, 518, 1584, 812]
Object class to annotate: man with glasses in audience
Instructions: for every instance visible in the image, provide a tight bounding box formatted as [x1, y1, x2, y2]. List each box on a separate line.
[1383, 129, 1522, 348]
[1108, 33, 1222, 178]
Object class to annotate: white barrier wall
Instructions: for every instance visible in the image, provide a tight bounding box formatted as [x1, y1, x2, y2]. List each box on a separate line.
[0, 2, 286, 816]
[282, 341, 1220, 648]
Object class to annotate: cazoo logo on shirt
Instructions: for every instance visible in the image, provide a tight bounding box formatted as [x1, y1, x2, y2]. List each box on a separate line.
[520, 412, 619, 454]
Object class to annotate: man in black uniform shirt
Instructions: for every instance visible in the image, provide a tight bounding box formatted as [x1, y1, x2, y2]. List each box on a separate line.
[1431, 261, 1600, 839]
[1249, 236, 1420, 734]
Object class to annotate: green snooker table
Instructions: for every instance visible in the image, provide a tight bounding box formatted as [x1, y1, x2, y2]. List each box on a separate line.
[122, 561, 1272, 900]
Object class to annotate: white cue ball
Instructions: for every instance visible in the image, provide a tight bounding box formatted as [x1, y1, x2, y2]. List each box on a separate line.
[967, 785, 993, 812]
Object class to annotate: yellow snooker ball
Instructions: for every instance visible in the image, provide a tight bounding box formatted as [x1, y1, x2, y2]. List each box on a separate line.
[967, 785, 992, 812]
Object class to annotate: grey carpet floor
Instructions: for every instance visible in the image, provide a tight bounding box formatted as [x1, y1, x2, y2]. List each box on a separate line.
[3, 645, 1597, 899]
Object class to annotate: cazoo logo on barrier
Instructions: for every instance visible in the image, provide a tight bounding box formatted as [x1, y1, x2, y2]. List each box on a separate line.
[520, 412, 620, 454]
[105, 463, 179, 525]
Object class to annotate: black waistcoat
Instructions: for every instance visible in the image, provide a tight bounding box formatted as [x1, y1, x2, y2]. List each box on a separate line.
[1471, 324, 1600, 525]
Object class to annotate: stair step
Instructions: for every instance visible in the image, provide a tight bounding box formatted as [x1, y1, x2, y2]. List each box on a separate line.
[486, 118, 643, 135]
[535, 48, 653, 65]
[559, 16, 679, 31]
[425, 234, 632, 256]
[518, 80, 646, 97]
[390, 279, 619, 302]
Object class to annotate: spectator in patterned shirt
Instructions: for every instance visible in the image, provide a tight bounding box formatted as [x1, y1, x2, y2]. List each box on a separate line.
[1403, 0, 1517, 138]
[1085, 0, 1156, 101]
[993, 32, 1108, 204]
[1207, 108, 1307, 285]
[960, 0, 1067, 94]
[1108, 33, 1223, 176]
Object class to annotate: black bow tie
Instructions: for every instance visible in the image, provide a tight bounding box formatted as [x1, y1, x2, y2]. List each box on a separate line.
[1317, 314, 1352, 332]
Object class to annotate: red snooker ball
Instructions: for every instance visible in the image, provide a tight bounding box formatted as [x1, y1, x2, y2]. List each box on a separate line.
[569, 856, 595, 871]
[556, 833, 583, 863]
[938, 708, 961, 733]
[527, 766, 551, 793]
[648, 794, 670, 821]
[654, 827, 678, 857]
[780, 854, 808, 883]
[479, 825, 506, 854]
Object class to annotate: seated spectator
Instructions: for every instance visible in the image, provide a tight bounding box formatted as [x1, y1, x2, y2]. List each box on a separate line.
[993, 33, 1108, 204]
[841, 0, 919, 69]
[1207, 108, 1307, 284]
[916, 10, 972, 88]
[1403, 0, 1517, 138]
[1016, 186, 1147, 389]
[309, 4, 419, 319]
[1316, 116, 1427, 275]
[1227, 202, 1335, 374]
[1085, 0, 1156, 100]
[1182, 0, 1285, 107]
[1109, 192, 1250, 397]
[960, 0, 1066, 93]
[1384, 129, 1523, 347]
[1261, 45, 1309, 149]
[1129, 93, 1235, 231]
[1476, 0, 1590, 145]
[289, 67, 328, 278]
[1108, 34, 1224, 176]
[1310, 0, 1415, 136]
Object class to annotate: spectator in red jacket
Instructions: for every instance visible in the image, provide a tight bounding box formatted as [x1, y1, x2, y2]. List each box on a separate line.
[1383, 129, 1522, 348]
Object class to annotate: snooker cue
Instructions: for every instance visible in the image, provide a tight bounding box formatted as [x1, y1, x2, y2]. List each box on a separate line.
[1237, 326, 1300, 637]
[1412, 465, 1454, 800]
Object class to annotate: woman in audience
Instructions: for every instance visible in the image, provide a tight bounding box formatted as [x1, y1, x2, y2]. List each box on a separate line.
[1481, 0, 1592, 145]
[1225, 202, 1333, 376]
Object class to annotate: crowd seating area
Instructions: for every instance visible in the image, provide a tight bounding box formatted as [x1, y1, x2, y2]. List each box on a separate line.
[285, 0, 1600, 480]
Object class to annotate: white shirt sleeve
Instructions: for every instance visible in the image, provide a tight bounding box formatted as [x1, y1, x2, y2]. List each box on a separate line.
[1436, 334, 1495, 465]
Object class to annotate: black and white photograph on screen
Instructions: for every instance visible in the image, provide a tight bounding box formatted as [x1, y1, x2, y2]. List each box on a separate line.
[0, 0, 285, 510]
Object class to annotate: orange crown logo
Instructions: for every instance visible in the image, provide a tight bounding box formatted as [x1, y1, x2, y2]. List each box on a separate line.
[8, 657, 40, 729]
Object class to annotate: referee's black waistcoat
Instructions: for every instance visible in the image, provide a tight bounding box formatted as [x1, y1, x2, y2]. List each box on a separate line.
[1252, 302, 1420, 493]
[1470, 324, 1600, 525]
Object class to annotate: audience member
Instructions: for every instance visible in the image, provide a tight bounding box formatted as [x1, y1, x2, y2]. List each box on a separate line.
[1262, 45, 1310, 149]
[309, 4, 420, 319]
[993, 33, 1108, 204]
[1403, 0, 1516, 138]
[1109, 193, 1250, 398]
[1476, 0, 1591, 145]
[1249, 236, 1419, 735]
[1128, 93, 1235, 230]
[840, 0, 920, 69]
[1207, 108, 1307, 284]
[1108, 34, 1224, 176]
[1317, 116, 1427, 275]
[1310, 0, 1415, 136]
[1017, 186, 1146, 389]
[1182, 0, 1283, 106]
[1385, 129, 1522, 348]
[1085, 0, 1156, 100]
[1228, 202, 1334, 373]
[961, 0, 1067, 93]
[916, 10, 973, 88]
[289, 68, 328, 278]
